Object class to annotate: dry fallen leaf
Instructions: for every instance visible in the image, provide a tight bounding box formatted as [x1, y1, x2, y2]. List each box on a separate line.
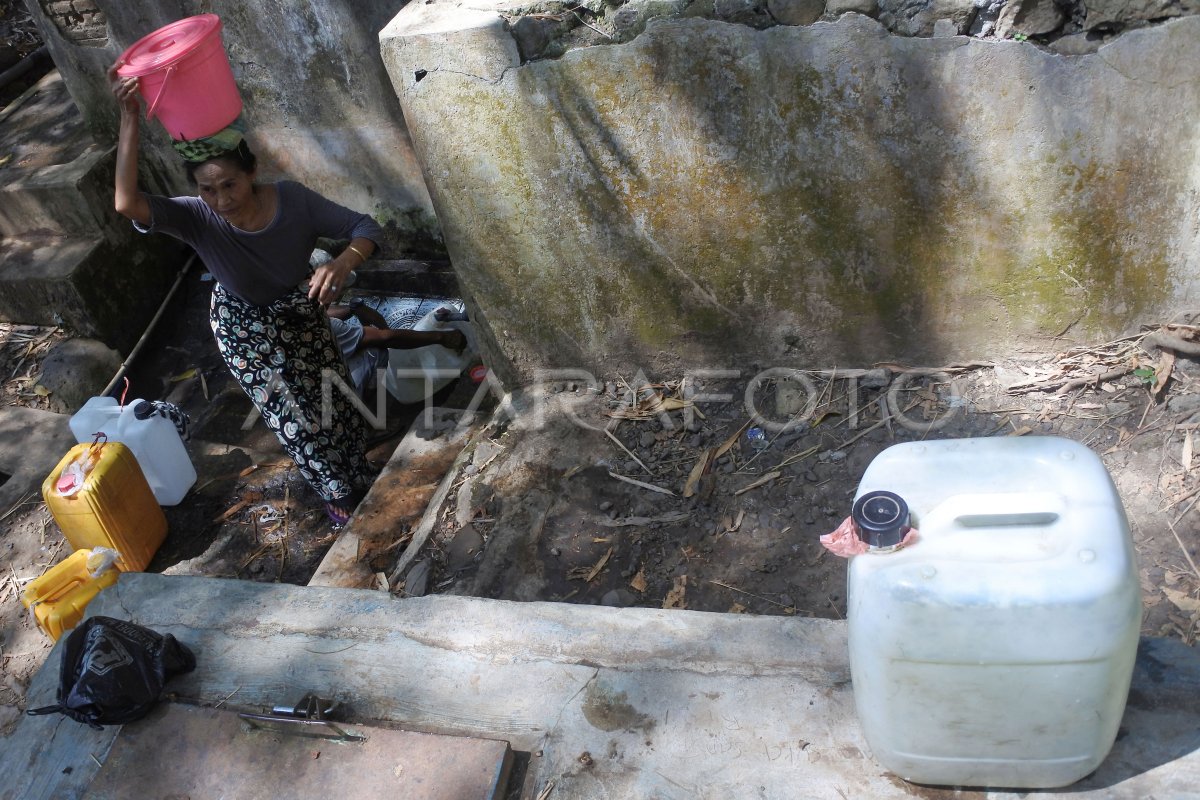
[629, 567, 647, 593]
[1184, 431, 1194, 473]
[170, 368, 198, 382]
[584, 547, 613, 583]
[1163, 587, 1200, 614]
[32, 384, 50, 397]
[729, 603, 748, 614]
[683, 448, 712, 498]
[734, 471, 781, 496]
[663, 575, 687, 609]
[1153, 350, 1176, 397]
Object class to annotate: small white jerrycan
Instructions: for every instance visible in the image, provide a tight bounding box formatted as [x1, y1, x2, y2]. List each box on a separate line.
[848, 436, 1140, 789]
[384, 304, 476, 404]
[69, 396, 124, 443]
[116, 399, 197, 506]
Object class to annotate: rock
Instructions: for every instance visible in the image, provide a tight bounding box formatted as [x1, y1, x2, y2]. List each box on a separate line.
[722, 461, 735, 473]
[472, 440, 502, 466]
[1083, 0, 1190, 31]
[1165, 395, 1200, 414]
[511, 16, 552, 63]
[660, 413, 680, 433]
[768, 0, 826, 26]
[686, 418, 703, 433]
[639, 431, 657, 449]
[827, 0, 877, 15]
[601, 589, 636, 607]
[859, 368, 890, 389]
[1048, 32, 1103, 55]
[714, 0, 775, 27]
[804, 469, 819, 482]
[880, 0, 976, 36]
[612, 0, 692, 41]
[687, 433, 703, 448]
[933, 17, 959, 35]
[37, 338, 123, 414]
[599, 500, 613, 512]
[447, 524, 484, 571]
[1011, 0, 1065, 36]
[405, 559, 431, 597]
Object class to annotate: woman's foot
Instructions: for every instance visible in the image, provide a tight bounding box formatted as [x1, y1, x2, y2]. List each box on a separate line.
[324, 501, 353, 527]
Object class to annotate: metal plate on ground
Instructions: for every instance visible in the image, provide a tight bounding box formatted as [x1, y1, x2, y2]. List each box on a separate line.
[87, 703, 513, 800]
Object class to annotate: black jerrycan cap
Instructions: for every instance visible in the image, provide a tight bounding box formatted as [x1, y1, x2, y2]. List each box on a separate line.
[852, 490, 910, 550]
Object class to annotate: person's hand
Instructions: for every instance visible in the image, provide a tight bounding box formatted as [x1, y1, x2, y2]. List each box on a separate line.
[108, 62, 140, 117]
[308, 256, 354, 307]
[440, 330, 468, 354]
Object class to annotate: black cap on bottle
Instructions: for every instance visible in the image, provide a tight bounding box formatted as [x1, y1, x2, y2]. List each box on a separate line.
[851, 490, 910, 549]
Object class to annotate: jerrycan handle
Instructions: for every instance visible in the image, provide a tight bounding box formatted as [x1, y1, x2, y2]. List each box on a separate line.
[926, 492, 1065, 530]
[145, 66, 173, 122]
[953, 492, 1063, 528]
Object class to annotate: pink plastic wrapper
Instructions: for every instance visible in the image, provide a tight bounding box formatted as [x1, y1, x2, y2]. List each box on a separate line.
[820, 516, 917, 557]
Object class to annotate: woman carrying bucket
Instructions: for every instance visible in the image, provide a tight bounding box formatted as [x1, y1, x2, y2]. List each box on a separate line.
[107, 16, 381, 526]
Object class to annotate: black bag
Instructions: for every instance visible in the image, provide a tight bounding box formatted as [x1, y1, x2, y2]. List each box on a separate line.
[26, 616, 196, 729]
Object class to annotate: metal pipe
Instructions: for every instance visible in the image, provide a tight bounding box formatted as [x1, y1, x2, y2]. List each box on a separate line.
[102, 253, 197, 397]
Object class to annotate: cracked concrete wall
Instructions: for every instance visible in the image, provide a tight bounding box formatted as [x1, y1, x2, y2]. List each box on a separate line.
[24, 0, 440, 254]
[381, 4, 1200, 384]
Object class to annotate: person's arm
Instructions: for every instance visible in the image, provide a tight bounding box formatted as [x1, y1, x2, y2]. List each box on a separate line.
[359, 326, 467, 353]
[109, 64, 151, 226]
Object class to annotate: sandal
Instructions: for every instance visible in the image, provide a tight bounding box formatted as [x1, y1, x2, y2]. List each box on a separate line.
[324, 501, 352, 527]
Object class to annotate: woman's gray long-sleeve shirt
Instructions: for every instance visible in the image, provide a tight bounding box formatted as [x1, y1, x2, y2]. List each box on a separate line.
[136, 180, 383, 306]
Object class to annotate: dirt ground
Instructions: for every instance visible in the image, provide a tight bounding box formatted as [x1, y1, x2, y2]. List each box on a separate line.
[408, 343, 1200, 644]
[3, 290, 1200, 736]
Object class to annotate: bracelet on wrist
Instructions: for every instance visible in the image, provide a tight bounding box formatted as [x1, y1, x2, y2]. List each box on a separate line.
[346, 244, 369, 263]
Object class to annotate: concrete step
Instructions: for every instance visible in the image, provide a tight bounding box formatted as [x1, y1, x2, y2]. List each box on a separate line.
[6, 575, 1199, 800]
[0, 232, 177, 351]
[0, 71, 114, 240]
[87, 704, 513, 800]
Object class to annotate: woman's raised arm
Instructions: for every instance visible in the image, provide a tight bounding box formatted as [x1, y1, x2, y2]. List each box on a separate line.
[109, 63, 151, 226]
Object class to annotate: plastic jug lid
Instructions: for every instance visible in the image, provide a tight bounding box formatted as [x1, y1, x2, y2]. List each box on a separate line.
[116, 14, 222, 77]
[852, 490, 910, 549]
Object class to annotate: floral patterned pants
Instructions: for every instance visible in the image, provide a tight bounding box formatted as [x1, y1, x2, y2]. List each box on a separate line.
[210, 285, 371, 503]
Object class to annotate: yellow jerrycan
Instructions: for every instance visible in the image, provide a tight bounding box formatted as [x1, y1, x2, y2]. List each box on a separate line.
[42, 438, 167, 572]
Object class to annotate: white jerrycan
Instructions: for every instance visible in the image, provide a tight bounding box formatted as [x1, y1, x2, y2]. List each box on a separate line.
[384, 305, 476, 404]
[115, 399, 197, 506]
[847, 436, 1140, 789]
[69, 396, 124, 443]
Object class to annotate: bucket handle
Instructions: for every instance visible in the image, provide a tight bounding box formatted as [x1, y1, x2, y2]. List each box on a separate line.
[145, 66, 173, 123]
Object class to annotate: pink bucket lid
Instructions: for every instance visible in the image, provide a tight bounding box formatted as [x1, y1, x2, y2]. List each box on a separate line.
[116, 14, 223, 77]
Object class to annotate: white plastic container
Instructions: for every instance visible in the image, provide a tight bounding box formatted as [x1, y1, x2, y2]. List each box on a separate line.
[384, 306, 476, 404]
[115, 399, 197, 506]
[69, 396, 124, 443]
[848, 436, 1140, 789]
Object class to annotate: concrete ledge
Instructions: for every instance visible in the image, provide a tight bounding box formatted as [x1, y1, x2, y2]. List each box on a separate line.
[0, 234, 180, 350]
[4, 574, 1198, 799]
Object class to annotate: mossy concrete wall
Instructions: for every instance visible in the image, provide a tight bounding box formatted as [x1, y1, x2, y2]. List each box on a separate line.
[24, 0, 440, 254]
[382, 4, 1200, 384]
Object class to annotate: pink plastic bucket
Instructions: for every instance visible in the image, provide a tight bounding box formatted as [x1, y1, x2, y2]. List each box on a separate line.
[116, 14, 242, 141]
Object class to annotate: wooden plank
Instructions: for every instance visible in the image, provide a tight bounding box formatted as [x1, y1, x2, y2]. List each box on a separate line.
[308, 410, 479, 589]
